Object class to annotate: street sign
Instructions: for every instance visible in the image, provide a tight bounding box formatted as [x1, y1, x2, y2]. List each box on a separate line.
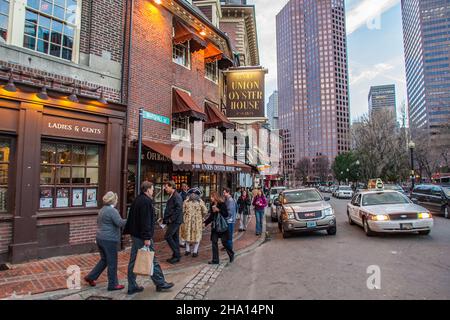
[142, 110, 170, 125]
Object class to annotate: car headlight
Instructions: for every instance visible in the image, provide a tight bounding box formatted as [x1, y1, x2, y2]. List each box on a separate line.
[418, 212, 432, 219]
[286, 211, 295, 219]
[323, 207, 334, 216]
[370, 214, 389, 221]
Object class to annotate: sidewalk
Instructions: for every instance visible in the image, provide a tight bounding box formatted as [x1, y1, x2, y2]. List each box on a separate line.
[0, 213, 266, 300]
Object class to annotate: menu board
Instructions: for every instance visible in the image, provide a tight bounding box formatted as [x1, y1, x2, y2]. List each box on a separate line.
[72, 189, 83, 207]
[86, 188, 97, 207]
[56, 188, 69, 208]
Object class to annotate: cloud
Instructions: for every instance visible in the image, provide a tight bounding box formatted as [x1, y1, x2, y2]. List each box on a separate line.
[346, 0, 400, 35]
[350, 63, 394, 85]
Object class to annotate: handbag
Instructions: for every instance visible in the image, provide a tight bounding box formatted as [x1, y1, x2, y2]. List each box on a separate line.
[133, 246, 154, 276]
[213, 212, 229, 233]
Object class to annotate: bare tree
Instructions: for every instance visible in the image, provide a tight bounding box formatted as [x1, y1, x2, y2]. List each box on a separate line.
[316, 156, 330, 183]
[295, 158, 311, 185]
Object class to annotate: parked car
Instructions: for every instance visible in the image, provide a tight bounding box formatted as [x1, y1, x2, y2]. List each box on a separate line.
[275, 188, 336, 238]
[330, 185, 337, 195]
[334, 185, 354, 199]
[384, 184, 408, 196]
[347, 190, 433, 236]
[410, 184, 450, 219]
[269, 186, 287, 221]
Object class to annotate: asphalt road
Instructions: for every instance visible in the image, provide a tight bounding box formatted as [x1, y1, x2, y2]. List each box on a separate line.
[206, 196, 450, 300]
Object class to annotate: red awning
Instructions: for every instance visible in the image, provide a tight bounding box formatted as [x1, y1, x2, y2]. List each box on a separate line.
[142, 140, 252, 173]
[204, 42, 223, 63]
[172, 89, 207, 121]
[204, 102, 234, 130]
[173, 19, 207, 52]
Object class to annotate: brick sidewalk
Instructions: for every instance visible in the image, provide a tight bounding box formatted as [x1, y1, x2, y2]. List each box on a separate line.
[0, 214, 263, 299]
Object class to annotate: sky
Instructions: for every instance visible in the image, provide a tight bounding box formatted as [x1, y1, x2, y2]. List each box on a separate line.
[248, 0, 407, 123]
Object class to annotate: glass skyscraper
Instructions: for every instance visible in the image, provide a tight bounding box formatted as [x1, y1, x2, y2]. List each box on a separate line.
[401, 0, 450, 129]
[276, 0, 350, 177]
[368, 84, 397, 120]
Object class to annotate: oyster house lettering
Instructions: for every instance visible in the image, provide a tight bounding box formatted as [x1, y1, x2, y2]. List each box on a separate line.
[226, 69, 266, 118]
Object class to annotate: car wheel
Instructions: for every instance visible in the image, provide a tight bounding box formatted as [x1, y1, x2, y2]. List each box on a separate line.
[347, 210, 355, 225]
[327, 227, 337, 235]
[363, 218, 375, 237]
[418, 230, 431, 235]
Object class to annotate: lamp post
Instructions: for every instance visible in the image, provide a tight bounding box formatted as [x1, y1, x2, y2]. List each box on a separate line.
[346, 168, 349, 185]
[355, 160, 360, 189]
[408, 141, 416, 191]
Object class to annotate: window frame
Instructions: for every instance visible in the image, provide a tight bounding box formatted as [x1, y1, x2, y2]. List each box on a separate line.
[0, 136, 14, 215]
[205, 60, 218, 83]
[171, 116, 190, 142]
[172, 39, 191, 69]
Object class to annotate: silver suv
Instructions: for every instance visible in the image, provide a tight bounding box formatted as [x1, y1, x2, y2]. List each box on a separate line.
[275, 188, 336, 238]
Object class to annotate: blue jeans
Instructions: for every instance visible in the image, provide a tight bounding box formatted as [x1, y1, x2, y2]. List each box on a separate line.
[227, 223, 234, 249]
[86, 238, 119, 289]
[255, 209, 265, 235]
[127, 237, 166, 290]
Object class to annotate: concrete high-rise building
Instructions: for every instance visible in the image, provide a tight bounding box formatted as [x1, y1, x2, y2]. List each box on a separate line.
[368, 84, 396, 119]
[401, 0, 450, 129]
[276, 0, 350, 179]
[267, 91, 279, 130]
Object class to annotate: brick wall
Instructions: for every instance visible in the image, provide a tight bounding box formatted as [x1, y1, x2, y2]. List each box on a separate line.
[0, 221, 12, 256]
[37, 216, 98, 245]
[127, 1, 221, 144]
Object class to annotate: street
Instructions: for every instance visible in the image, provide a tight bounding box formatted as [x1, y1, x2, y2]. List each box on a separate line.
[206, 196, 450, 300]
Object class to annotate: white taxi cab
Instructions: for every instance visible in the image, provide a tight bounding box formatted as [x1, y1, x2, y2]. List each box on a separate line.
[347, 190, 433, 236]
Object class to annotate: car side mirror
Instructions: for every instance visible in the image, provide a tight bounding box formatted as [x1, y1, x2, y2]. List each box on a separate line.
[324, 197, 331, 201]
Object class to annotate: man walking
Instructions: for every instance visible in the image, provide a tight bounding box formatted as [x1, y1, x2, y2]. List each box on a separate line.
[163, 181, 183, 264]
[124, 181, 174, 295]
[223, 187, 237, 250]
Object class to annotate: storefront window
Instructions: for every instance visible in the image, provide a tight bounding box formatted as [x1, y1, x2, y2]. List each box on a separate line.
[0, 0, 9, 42]
[40, 141, 100, 209]
[0, 138, 11, 212]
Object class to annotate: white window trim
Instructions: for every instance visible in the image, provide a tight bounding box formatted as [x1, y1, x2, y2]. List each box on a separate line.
[172, 39, 191, 70]
[171, 86, 191, 142]
[205, 60, 218, 84]
[5, 0, 82, 64]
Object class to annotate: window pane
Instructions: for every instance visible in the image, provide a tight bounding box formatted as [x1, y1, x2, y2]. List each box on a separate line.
[72, 145, 85, 165]
[0, 164, 7, 184]
[62, 47, 72, 60]
[56, 166, 70, 184]
[86, 146, 99, 166]
[39, 15, 51, 29]
[23, 35, 36, 49]
[0, 139, 10, 162]
[62, 34, 72, 47]
[41, 143, 56, 164]
[63, 25, 74, 37]
[37, 39, 48, 53]
[55, 0, 65, 6]
[57, 144, 71, 164]
[51, 20, 63, 33]
[40, 1, 52, 15]
[27, 0, 39, 10]
[50, 43, 61, 57]
[86, 168, 98, 184]
[0, 1, 9, 15]
[38, 26, 49, 40]
[0, 187, 8, 212]
[40, 165, 54, 184]
[25, 10, 38, 24]
[53, 5, 64, 20]
[39, 187, 53, 209]
[72, 167, 85, 184]
[50, 31, 61, 44]
[25, 22, 37, 36]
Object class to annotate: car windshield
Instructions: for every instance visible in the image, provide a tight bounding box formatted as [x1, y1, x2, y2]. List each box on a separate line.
[284, 190, 322, 203]
[362, 192, 410, 206]
[339, 186, 351, 191]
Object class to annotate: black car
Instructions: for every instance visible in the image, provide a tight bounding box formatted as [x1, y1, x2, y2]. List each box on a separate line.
[410, 184, 450, 219]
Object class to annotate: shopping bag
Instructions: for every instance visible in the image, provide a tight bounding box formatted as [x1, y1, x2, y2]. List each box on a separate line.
[133, 246, 155, 276]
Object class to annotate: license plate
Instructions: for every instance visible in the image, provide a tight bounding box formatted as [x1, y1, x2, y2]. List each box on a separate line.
[307, 221, 317, 228]
[401, 223, 413, 230]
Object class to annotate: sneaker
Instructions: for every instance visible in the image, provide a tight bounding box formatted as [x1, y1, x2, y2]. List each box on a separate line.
[127, 286, 144, 295]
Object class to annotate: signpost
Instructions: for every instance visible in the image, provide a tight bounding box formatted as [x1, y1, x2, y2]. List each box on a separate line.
[136, 108, 170, 196]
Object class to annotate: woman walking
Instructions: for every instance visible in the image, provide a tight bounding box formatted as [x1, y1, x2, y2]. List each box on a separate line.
[181, 188, 208, 257]
[237, 190, 251, 232]
[252, 188, 267, 236]
[84, 192, 127, 291]
[204, 191, 234, 264]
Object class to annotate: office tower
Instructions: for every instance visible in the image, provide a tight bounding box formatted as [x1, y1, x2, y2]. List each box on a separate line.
[368, 84, 397, 119]
[276, 0, 350, 178]
[267, 91, 279, 130]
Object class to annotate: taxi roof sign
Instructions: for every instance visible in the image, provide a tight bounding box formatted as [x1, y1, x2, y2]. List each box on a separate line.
[368, 178, 384, 190]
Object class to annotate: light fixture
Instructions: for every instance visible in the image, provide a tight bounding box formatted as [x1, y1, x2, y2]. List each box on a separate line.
[97, 89, 108, 105]
[154, 0, 162, 4]
[37, 85, 49, 100]
[68, 86, 79, 103]
[200, 30, 207, 36]
[4, 72, 17, 92]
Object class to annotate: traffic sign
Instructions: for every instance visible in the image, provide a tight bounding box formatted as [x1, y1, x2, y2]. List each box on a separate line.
[142, 110, 170, 125]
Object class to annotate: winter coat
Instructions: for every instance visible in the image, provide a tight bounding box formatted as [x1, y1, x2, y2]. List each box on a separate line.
[180, 197, 208, 243]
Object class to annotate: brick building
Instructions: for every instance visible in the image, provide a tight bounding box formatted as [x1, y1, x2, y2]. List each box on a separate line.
[0, 0, 128, 264]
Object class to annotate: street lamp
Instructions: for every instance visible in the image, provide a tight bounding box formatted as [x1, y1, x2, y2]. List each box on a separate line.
[408, 141, 416, 190]
[346, 168, 349, 185]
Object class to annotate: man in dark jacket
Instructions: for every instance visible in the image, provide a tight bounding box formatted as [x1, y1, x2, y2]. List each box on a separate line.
[124, 181, 174, 295]
[163, 180, 183, 264]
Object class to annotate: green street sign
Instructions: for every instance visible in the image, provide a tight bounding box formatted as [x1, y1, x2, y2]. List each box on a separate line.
[142, 110, 170, 125]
